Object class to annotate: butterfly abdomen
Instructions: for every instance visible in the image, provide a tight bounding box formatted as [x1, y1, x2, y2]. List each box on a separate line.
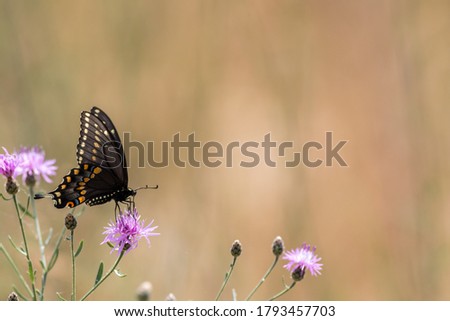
[87, 187, 136, 206]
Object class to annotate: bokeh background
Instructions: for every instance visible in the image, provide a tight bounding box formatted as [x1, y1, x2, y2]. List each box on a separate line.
[1, 1, 449, 300]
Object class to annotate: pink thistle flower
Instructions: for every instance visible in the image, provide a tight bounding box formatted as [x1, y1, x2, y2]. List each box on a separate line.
[16, 146, 57, 184]
[101, 208, 159, 255]
[0, 147, 22, 179]
[283, 243, 323, 277]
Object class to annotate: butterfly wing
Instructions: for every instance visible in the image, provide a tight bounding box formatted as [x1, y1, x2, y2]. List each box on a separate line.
[77, 107, 128, 186]
[49, 164, 125, 208]
[49, 107, 132, 208]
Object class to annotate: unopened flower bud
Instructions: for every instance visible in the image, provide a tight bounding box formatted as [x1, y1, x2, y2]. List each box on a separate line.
[65, 213, 77, 230]
[272, 236, 284, 256]
[230, 240, 242, 257]
[165, 293, 176, 301]
[291, 265, 306, 282]
[5, 177, 19, 195]
[7, 292, 19, 301]
[136, 281, 153, 301]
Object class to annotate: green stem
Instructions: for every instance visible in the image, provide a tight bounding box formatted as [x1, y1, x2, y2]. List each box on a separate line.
[80, 250, 125, 301]
[29, 186, 46, 300]
[70, 230, 76, 301]
[246, 255, 279, 301]
[29, 187, 46, 265]
[268, 281, 296, 301]
[0, 244, 33, 298]
[13, 195, 37, 301]
[41, 226, 65, 301]
[215, 256, 237, 301]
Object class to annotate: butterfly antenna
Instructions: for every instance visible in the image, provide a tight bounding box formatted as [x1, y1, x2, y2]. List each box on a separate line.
[135, 184, 159, 191]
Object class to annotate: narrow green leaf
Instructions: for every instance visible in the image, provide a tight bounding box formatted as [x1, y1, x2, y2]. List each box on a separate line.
[8, 236, 26, 256]
[74, 240, 84, 258]
[26, 195, 31, 215]
[114, 269, 127, 278]
[0, 192, 12, 201]
[45, 228, 54, 246]
[56, 292, 67, 301]
[40, 260, 46, 270]
[95, 262, 104, 285]
[17, 202, 33, 218]
[12, 286, 29, 301]
[28, 264, 35, 282]
[106, 241, 114, 249]
[47, 249, 59, 272]
[75, 205, 86, 217]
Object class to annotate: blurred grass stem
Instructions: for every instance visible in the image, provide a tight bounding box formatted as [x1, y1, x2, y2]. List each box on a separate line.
[246, 255, 279, 300]
[13, 194, 37, 301]
[215, 256, 237, 301]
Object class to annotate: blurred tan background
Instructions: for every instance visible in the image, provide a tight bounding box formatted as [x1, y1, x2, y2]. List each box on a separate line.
[1, 0, 450, 300]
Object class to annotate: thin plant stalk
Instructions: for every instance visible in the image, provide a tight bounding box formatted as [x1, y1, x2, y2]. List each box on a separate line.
[29, 186, 46, 266]
[268, 281, 296, 301]
[215, 256, 237, 301]
[246, 255, 279, 300]
[13, 194, 37, 301]
[70, 229, 76, 300]
[29, 186, 47, 300]
[0, 244, 33, 298]
[80, 250, 125, 301]
[41, 226, 65, 301]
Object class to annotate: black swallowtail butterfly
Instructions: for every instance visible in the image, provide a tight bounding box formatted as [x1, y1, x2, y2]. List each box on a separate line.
[42, 107, 155, 209]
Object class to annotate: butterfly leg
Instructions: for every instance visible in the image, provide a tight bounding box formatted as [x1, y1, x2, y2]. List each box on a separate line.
[114, 201, 122, 219]
[122, 197, 135, 212]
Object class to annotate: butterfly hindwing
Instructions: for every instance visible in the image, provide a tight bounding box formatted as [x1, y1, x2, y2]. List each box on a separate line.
[49, 164, 93, 208]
